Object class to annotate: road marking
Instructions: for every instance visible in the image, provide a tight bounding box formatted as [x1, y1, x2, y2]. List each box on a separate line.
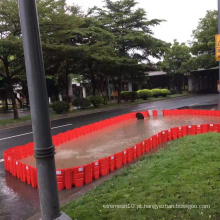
[132, 106, 156, 112]
[188, 103, 200, 106]
[51, 124, 72, 130]
[0, 159, 4, 163]
[0, 124, 73, 141]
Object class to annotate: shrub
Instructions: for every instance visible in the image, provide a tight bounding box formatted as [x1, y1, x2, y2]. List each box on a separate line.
[137, 89, 153, 100]
[161, 89, 171, 97]
[121, 91, 138, 102]
[72, 98, 91, 109]
[88, 95, 104, 107]
[151, 89, 162, 98]
[52, 101, 69, 114]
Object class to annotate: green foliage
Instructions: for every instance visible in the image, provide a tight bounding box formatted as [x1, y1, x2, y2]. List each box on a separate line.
[121, 91, 138, 102]
[137, 89, 153, 100]
[72, 98, 91, 109]
[161, 89, 171, 97]
[51, 101, 69, 114]
[88, 95, 104, 107]
[151, 88, 162, 98]
[191, 10, 218, 69]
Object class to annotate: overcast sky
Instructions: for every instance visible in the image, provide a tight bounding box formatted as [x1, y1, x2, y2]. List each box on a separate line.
[67, 0, 217, 44]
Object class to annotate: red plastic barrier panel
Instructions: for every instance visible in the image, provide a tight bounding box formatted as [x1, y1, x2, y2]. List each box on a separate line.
[145, 139, 150, 152]
[25, 165, 31, 185]
[15, 161, 20, 179]
[196, 125, 202, 135]
[152, 135, 157, 148]
[27, 143, 34, 156]
[122, 150, 127, 164]
[152, 110, 158, 117]
[167, 129, 172, 141]
[109, 155, 115, 172]
[56, 169, 65, 190]
[188, 125, 196, 135]
[11, 159, 17, 177]
[127, 147, 134, 162]
[84, 163, 93, 184]
[162, 131, 167, 143]
[157, 132, 162, 145]
[133, 145, 137, 159]
[30, 167, 38, 188]
[99, 158, 109, 176]
[209, 124, 215, 132]
[141, 141, 146, 154]
[114, 152, 122, 169]
[214, 124, 219, 132]
[201, 124, 208, 134]
[182, 126, 188, 137]
[21, 163, 27, 183]
[142, 111, 150, 117]
[136, 143, 142, 157]
[171, 127, 178, 140]
[21, 146, 28, 159]
[178, 127, 183, 138]
[92, 161, 100, 179]
[65, 168, 73, 189]
[73, 166, 84, 187]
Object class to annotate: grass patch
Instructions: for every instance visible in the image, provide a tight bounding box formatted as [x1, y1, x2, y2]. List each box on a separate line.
[62, 133, 220, 220]
[0, 115, 32, 126]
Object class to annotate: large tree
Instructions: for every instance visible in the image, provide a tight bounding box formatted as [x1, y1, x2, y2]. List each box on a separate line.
[159, 40, 191, 92]
[89, 0, 166, 103]
[191, 10, 218, 69]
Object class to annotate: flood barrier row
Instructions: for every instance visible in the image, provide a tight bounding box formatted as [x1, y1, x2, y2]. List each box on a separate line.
[3, 109, 220, 190]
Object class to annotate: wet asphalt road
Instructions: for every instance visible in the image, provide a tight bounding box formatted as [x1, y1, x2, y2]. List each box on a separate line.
[0, 93, 220, 220]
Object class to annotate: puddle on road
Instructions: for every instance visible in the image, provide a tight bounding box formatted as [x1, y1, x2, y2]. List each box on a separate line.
[20, 115, 220, 169]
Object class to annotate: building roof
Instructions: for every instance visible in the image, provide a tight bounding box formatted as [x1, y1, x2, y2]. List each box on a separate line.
[147, 71, 167, 76]
[190, 66, 219, 74]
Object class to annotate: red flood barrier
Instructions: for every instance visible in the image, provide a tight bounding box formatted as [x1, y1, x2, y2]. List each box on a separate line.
[122, 150, 127, 165]
[152, 110, 158, 117]
[84, 164, 93, 184]
[109, 156, 115, 172]
[114, 152, 122, 169]
[56, 169, 65, 191]
[92, 161, 100, 180]
[4, 109, 220, 191]
[73, 166, 84, 187]
[99, 158, 109, 176]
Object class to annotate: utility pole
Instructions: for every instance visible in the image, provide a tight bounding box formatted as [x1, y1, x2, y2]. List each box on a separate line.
[17, 1, 70, 219]
[218, 0, 220, 93]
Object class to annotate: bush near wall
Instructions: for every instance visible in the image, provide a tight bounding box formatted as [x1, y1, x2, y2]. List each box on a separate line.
[72, 98, 91, 109]
[161, 89, 171, 97]
[137, 89, 153, 100]
[121, 91, 138, 102]
[52, 101, 70, 114]
[151, 88, 162, 98]
[88, 95, 104, 108]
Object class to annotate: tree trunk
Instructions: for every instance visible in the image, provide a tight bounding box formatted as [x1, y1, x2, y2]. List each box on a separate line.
[5, 98, 8, 111]
[117, 73, 122, 104]
[65, 60, 69, 101]
[5, 63, 19, 119]
[89, 64, 96, 96]
[9, 83, 19, 119]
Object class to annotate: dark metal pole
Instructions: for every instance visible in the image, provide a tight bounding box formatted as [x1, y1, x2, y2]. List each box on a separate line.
[17, 0, 61, 219]
[218, 0, 220, 93]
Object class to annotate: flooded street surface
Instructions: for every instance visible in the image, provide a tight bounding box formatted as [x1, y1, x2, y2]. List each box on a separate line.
[20, 115, 220, 169]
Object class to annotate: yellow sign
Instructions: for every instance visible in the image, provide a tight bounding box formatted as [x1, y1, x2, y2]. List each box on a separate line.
[215, 34, 220, 61]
